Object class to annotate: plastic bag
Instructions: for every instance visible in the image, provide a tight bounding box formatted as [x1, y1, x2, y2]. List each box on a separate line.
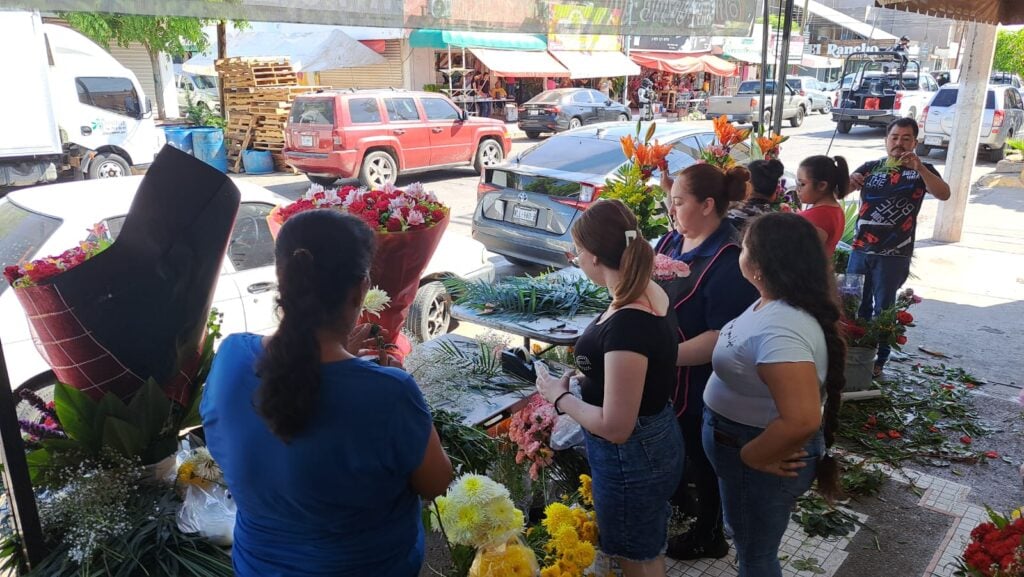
[176, 483, 236, 546]
[550, 377, 585, 450]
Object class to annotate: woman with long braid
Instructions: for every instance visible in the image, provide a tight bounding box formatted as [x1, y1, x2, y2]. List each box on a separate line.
[701, 212, 846, 577]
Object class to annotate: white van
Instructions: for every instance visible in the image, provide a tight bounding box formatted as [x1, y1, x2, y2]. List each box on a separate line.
[0, 11, 165, 187]
[176, 72, 221, 113]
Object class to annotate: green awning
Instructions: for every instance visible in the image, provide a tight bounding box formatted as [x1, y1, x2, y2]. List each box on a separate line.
[408, 30, 547, 51]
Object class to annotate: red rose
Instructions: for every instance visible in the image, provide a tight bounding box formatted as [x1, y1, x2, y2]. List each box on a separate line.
[928, 425, 939, 433]
[897, 311, 914, 324]
[941, 383, 955, 390]
[27, 261, 62, 282]
[4, 265, 22, 284]
[430, 209, 446, 223]
[887, 429, 902, 439]
[966, 382, 977, 389]
[385, 217, 403, 232]
[361, 209, 381, 228]
[896, 335, 908, 345]
[349, 200, 367, 213]
[866, 415, 877, 427]
[960, 435, 973, 445]
[985, 451, 999, 459]
[875, 432, 887, 440]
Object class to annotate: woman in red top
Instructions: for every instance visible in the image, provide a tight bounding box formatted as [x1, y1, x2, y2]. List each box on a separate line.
[795, 155, 851, 256]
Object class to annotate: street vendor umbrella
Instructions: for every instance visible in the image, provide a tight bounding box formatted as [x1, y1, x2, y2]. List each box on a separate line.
[13, 146, 240, 404]
[874, 0, 1024, 25]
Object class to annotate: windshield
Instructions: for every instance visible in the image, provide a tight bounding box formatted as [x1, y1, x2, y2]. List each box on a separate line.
[192, 75, 217, 89]
[738, 81, 777, 94]
[528, 91, 565, 104]
[519, 136, 628, 176]
[0, 201, 62, 296]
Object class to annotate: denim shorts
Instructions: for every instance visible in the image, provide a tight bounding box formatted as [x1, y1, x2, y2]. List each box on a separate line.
[584, 405, 684, 561]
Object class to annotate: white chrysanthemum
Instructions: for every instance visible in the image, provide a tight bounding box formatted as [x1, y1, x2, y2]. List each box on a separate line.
[304, 183, 326, 198]
[406, 210, 426, 227]
[406, 182, 425, 197]
[361, 286, 391, 317]
[381, 182, 398, 195]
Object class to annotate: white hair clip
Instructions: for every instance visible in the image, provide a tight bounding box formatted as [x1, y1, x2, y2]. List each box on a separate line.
[624, 230, 638, 244]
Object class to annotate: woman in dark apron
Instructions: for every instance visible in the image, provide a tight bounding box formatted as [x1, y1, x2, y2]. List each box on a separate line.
[656, 163, 759, 560]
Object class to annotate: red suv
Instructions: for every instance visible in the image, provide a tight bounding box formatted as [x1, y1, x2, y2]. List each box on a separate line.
[285, 89, 512, 188]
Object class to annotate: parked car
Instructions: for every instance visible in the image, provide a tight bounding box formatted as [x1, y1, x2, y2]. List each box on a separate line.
[706, 80, 809, 129]
[989, 71, 1023, 91]
[0, 177, 493, 390]
[472, 122, 794, 268]
[284, 89, 511, 188]
[517, 88, 631, 139]
[831, 53, 939, 133]
[786, 76, 833, 114]
[917, 84, 1024, 162]
[176, 73, 221, 113]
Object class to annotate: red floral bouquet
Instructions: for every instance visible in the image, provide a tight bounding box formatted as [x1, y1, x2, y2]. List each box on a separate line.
[956, 507, 1024, 577]
[653, 253, 691, 281]
[507, 394, 557, 480]
[3, 223, 111, 288]
[840, 287, 920, 349]
[268, 183, 450, 356]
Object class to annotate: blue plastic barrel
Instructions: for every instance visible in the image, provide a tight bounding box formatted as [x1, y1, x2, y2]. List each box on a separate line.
[191, 127, 228, 173]
[242, 149, 274, 174]
[163, 126, 193, 155]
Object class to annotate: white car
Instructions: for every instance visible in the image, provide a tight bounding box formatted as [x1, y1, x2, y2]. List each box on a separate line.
[0, 177, 493, 391]
[918, 84, 1024, 162]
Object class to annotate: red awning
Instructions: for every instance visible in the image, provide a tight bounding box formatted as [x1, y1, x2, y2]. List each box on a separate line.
[629, 51, 701, 74]
[697, 54, 737, 77]
[359, 39, 386, 54]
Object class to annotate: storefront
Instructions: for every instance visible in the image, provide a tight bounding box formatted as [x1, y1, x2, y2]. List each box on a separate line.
[627, 52, 737, 113]
[408, 29, 567, 117]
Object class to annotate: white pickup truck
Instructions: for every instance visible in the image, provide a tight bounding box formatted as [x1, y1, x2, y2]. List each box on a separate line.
[706, 80, 809, 129]
[831, 53, 940, 134]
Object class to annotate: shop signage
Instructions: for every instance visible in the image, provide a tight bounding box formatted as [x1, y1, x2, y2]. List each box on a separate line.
[809, 42, 885, 57]
[548, 3, 622, 51]
[628, 35, 714, 52]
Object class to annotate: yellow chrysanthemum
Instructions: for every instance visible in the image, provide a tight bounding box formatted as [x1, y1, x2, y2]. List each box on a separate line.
[1012, 508, 1022, 520]
[542, 502, 575, 534]
[580, 520, 599, 545]
[578, 475, 593, 506]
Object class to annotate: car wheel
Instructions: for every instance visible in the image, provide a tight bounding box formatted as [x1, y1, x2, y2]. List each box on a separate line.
[306, 174, 337, 187]
[988, 141, 1006, 162]
[88, 152, 131, 179]
[568, 117, 582, 130]
[838, 120, 853, 134]
[406, 281, 451, 342]
[359, 150, 398, 188]
[13, 371, 57, 423]
[790, 106, 805, 127]
[822, 100, 832, 114]
[617, 113, 629, 121]
[473, 139, 504, 173]
[525, 131, 542, 140]
[915, 143, 931, 157]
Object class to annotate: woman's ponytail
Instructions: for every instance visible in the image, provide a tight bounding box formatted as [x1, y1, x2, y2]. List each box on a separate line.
[614, 230, 655, 308]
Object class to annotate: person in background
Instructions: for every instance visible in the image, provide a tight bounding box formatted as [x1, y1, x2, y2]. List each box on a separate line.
[546, 77, 558, 91]
[728, 159, 784, 230]
[847, 118, 950, 377]
[477, 72, 492, 118]
[703, 212, 846, 577]
[599, 77, 612, 99]
[657, 165, 759, 560]
[202, 210, 454, 577]
[536, 200, 684, 577]
[796, 155, 852, 256]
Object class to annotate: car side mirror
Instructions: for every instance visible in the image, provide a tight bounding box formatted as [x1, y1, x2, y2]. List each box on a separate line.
[142, 97, 153, 119]
[458, 110, 467, 121]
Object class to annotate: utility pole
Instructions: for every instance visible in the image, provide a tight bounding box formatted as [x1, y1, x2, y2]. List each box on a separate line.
[217, 21, 227, 120]
[758, 0, 769, 129]
[772, 0, 795, 135]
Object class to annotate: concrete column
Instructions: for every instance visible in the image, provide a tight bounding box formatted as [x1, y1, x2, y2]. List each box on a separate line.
[933, 22, 998, 243]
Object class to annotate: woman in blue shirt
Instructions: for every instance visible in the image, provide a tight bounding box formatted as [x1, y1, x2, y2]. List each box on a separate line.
[657, 164, 759, 560]
[201, 209, 454, 577]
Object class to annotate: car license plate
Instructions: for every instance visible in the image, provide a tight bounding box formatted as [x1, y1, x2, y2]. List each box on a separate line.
[300, 135, 314, 147]
[511, 205, 538, 225]
[529, 109, 539, 116]
[925, 136, 942, 146]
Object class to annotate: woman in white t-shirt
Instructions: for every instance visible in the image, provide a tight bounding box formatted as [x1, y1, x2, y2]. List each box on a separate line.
[702, 212, 846, 577]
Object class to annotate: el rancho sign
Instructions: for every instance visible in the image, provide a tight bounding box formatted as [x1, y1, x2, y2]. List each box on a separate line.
[809, 41, 885, 57]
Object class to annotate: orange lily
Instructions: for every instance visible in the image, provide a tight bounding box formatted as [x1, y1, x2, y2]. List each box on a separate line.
[620, 135, 636, 160]
[712, 116, 751, 148]
[756, 133, 788, 156]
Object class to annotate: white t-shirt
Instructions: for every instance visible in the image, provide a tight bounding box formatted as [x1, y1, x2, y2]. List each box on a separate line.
[703, 299, 827, 428]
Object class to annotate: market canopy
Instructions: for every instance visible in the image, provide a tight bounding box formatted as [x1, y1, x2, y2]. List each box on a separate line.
[468, 48, 569, 78]
[629, 52, 736, 76]
[6, 0, 758, 36]
[182, 27, 384, 74]
[549, 50, 640, 80]
[409, 30, 547, 51]
[874, 0, 1024, 25]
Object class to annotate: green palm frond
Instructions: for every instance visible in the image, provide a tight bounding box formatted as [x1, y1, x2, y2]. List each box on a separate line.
[443, 274, 610, 318]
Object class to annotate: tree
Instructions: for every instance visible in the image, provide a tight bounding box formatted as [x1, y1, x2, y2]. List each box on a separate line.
[62, 13, 245, 119]
[992, 29, 1024, 77]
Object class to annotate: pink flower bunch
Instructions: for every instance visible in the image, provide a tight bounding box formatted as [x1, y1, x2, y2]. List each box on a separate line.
[508, 394, 557, 480]
[3, 223, 111, 288]
[653, 253, 691, 281]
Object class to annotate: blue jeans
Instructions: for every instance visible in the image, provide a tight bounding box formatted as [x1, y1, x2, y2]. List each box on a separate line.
[585, 405, 684, 561]
[846, 250, 912, 366]
[702, 409, 823, 577]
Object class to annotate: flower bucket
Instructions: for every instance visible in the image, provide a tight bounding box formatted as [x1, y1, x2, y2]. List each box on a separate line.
[844, 346, 877, 392]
